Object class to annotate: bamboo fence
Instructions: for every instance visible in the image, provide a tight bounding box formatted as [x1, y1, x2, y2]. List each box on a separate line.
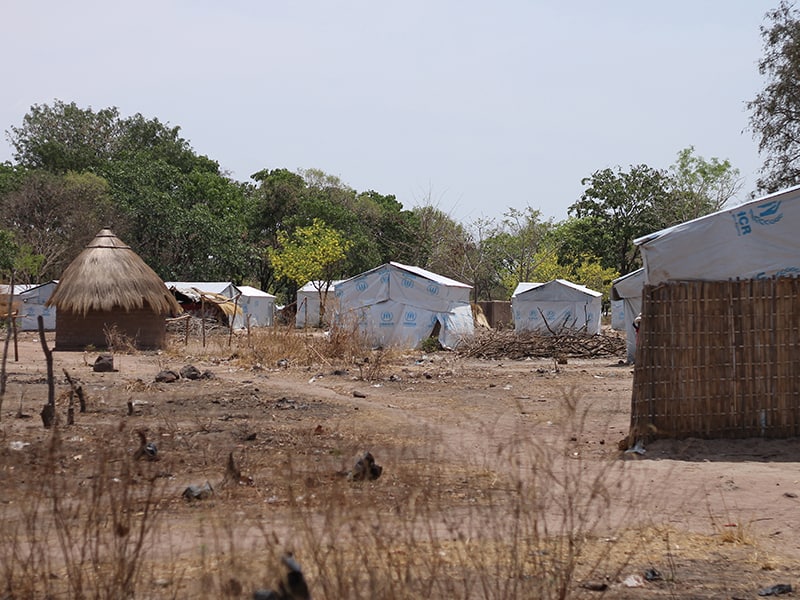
[631, 277, 800, 440]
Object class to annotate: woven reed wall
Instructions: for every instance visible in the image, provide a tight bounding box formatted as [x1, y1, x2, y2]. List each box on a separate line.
[631, 277, 800, 440]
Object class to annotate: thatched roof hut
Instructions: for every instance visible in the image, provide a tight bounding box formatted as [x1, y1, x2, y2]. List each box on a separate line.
[47, 229, 181, 350]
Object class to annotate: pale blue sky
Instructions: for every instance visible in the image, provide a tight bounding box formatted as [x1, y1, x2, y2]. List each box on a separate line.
[1, 1, 777, 223]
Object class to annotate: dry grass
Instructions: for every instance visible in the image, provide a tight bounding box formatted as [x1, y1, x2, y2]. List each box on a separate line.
[0, 327, 791, 599]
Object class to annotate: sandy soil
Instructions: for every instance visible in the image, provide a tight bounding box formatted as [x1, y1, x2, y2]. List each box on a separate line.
[1, 330, 799, 598]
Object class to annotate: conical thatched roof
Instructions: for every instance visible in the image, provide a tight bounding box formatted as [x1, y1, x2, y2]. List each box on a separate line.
[47, 229, 181, 316]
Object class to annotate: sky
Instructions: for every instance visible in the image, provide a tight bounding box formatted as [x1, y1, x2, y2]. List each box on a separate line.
[0, 1, 778, 225]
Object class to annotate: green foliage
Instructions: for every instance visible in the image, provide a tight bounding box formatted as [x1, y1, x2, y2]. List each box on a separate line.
[748, 1, 800, 192]
[567, 165, 671, 275]
[666, 146, 741, 221]
[268, 219, 352, 287]
[0, 170, 117, 279]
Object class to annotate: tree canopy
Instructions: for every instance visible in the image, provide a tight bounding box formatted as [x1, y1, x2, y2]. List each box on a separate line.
[1, 100, 742, 309]
[748, 1, 800, 192]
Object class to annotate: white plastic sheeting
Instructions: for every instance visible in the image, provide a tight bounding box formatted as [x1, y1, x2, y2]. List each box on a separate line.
[236, 285, 276, 327]
[636, 185, 800, 285]
[15, 281, 58, 331]
[295, 280, 343, 328]
[610, 299, 625, 330]
[611, 268, 645, 363]
[334, 262, 474, 349]
[512, 279, 602, 335]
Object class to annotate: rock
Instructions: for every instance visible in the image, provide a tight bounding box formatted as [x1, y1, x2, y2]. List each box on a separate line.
[348, 451, 383, 481]
[93, 354, 115, 372]
[180, 365, 202, 380]
[155, 370, 180, 383]
[182, 481, 214, 501]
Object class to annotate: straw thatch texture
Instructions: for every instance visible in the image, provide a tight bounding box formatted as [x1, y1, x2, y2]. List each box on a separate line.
[631, 277, 800, 440]
[47, 229, 180, 316]
[48, 229, 180, 350]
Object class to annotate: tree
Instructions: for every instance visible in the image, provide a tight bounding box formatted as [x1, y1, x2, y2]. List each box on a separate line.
[6, 100, 122, 173]
[267, 219, 352, 325]
[483, 207, 552, 299]
[0, 171, 117, 279]
[664, 146, 742, 222]
[748, 1, 800, 192]
[567, 165, 670, 275]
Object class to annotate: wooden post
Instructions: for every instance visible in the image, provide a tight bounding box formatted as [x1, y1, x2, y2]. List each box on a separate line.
[38, 315, 56, 428]
[201, 296, 206, 347]
[228, 293, 241, 347]
[63, 368, 86, 413]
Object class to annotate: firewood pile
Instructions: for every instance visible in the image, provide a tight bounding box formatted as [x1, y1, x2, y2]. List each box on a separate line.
[456, 328, 626, 360]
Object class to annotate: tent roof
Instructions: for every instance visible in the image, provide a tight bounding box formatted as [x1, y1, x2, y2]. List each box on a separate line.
[513, 279, 602, 298]
[236, 285, 275, 298]
[299, 280, 345, 292]
[47, 229, 181, 316]
[512, 282, 545, 296]
[611, 268, 645, 300]
[634, 184, 800, 285]
[389, 262, 472, 289]
[164, 281, 234, 295]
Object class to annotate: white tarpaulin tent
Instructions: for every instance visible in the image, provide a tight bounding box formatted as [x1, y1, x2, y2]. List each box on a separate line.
[636, 185, 800, 285]
[296, 280, 343, 328]
[236, 285, 276, 327]
[333, 262, 474, 349]
[611, 268, 645, 363]
[512, 279, 602, 334]
[610, 299, 625, 331]
[6, 281, 58, 331]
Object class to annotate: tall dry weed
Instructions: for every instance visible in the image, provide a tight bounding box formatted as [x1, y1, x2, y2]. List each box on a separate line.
[0, 424, 165, 598]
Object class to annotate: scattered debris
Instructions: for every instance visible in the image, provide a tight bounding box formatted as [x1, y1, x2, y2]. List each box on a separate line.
[252, 554, 311, 600]
[352, 390, 367, 398]
[182, 481, 214, 501]
[624, 439, 646, 455]
[132, 430, 159, 461]
[758, 583, 793, 596]
[622, 574, 645, 587]
[276, 358, 289, 369]
[644, 568, 662, 581]
[93, 354, 115, 372]
[346, 451, 383, 481]
[456, 329, 625, 360]
[579, 581, 608, 592]
[275, 397, 307, 410]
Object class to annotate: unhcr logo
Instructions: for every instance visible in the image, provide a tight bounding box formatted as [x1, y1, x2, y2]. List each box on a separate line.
[427, 283, 439, 296]
[402, 277, 415, 288]
[356, 280, 369, 292]
[734, 201, 783, 236]
[379, 311, 394, 327]
[403, 310, 417, 326]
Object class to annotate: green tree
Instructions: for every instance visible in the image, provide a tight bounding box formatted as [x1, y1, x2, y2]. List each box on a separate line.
[567, 165, 671, 275]
[0, 171, 117, 279]
[664, 146, 742, 222]
[484, 207, 552, 299]
[748, 1, 800, 192]
[268, 219, 352, 325]
[6, 100, 122, 173]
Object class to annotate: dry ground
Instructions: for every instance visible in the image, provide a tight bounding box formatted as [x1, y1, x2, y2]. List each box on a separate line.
[1, 329, 800, 598]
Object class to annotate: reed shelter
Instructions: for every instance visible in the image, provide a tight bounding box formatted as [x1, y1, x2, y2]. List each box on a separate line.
[47, 229, 181, 350]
